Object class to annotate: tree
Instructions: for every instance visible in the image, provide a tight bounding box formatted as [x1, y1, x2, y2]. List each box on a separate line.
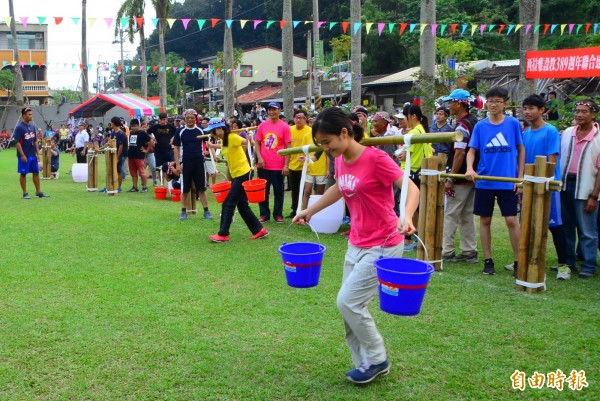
[223, 0, 234, 118]
[81, 0, 90, 101]
[116, 0, 149, 98]
[282, 0, 294, 119]
[8, 0, 23, 105]
[152, 0, 172, 109]
[0, 69, 14, 91]
[517, 0, 540, 116]
[350, 0, 361, 106]
[420, 0, 436, 119]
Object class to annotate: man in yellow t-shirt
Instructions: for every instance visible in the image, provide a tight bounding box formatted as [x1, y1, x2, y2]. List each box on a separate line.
[286, 111, 312, 217]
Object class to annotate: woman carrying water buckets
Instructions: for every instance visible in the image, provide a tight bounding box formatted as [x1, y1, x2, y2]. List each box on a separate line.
[204, 118, 269, 243]
[293, 107, 420, 384]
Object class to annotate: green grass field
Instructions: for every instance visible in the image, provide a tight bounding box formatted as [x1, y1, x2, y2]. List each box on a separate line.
[0, 149, 597, 400]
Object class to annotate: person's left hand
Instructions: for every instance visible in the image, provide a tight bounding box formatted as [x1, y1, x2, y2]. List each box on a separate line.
[282, 165, 289, 176]
[398, 216, 415, 235]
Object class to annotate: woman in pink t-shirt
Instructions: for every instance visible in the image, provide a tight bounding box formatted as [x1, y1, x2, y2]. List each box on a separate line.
[294, 107, 419, 384]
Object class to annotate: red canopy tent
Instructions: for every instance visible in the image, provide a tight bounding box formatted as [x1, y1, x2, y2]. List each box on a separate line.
[70, 93, 164, 119]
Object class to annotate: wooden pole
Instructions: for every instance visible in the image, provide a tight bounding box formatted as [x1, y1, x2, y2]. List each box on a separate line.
[424, 157, 439, 269]
[93, 142, 99, 190]
[537, 161, 556, 290]
[517, 164, 535, 291]
[42, 138, 52, 179]
[416, 158, 428, 261]
[104, 140, 113, 194]
[277, 132, 463, 156]
[433, 154, 447, 270]
[86, 141, 98, 191]
[526, 156, 548, 294]
[188, 182, 197, 214]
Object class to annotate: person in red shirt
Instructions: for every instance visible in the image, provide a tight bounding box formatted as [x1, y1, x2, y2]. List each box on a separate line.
[294, 107, 419, 384]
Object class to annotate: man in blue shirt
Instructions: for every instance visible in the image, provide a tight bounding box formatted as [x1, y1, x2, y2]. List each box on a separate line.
[465, 87, 525, 276]
[14, 107, 49, 199]
[522, 94, 570, 279]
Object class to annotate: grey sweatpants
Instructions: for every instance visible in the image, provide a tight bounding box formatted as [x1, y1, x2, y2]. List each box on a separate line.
[337, 242, 404, 368]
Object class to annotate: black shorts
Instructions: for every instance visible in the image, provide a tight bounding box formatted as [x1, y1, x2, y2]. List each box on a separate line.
[474, 188, 518, 217]
[182, 158, 206, 193]
[155, 150, 174, 172]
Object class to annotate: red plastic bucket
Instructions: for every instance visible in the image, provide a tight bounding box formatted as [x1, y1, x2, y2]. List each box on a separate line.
[170, 189, 181, 202]
[210, 181, 231, 203]
[154, 187, 167, 200]
[242, 178, 267, 203]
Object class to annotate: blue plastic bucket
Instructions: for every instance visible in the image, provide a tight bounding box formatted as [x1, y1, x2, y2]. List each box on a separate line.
[279, 242, 327, 288]
[374, 257, 434, 316]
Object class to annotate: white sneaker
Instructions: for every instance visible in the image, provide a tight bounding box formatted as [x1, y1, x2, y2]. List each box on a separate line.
[557, 266, 571, 280]
[55, 171, 59, 180]
[504, 263, 514, 271]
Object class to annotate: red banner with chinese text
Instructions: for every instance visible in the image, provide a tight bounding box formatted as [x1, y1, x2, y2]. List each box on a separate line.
[525, 47, 600, 79]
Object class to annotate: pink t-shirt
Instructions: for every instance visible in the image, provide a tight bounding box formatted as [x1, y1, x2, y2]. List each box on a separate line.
[335, 146, 404, 248]
[256, 119, 292, 170]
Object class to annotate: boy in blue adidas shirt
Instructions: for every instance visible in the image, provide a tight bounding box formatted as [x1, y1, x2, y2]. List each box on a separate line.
[465, 87, 525, 276]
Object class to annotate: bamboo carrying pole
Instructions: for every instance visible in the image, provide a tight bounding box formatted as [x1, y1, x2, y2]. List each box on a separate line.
[104, 139, 118, 196]
[441, 173, 561, 189]
[41, 138, 52, 179]
[434, 154, 447, 270]
[516, 164, 535, 291]
[277, 132, 463, 156]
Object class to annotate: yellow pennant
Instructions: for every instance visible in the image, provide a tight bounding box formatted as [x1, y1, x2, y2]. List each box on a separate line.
[471, 24, 478, 36]
[560, 24, 567, 35]
[240, 20, 248, 29]
[87, 18, 96, 27]
[166, 18, 176, 28]
[365, 22, 373, 34]
[515, 24, 523, 32]
[420, 23, 427, 35]
[4, 16, 12, 26]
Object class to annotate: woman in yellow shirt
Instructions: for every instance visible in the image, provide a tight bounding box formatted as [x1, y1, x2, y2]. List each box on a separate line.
[205, 118, 268, 243]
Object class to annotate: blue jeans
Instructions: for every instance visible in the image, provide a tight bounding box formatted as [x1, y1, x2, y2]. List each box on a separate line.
[219, 173, 263, 236]
[257, 168, 284, 220]
[561, 181, 598, 273]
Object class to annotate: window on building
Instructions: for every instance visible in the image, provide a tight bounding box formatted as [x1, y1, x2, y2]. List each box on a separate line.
[240, 65, 253, 78]
[7, 32, 44, 50]
[277, 66, 283, 78]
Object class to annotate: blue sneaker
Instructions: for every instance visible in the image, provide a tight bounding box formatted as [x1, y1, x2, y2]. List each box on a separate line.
[342, 216, 351, 225]
[99, 188, 107, 193]
[117, 188, 122, 194]
[204, 211, 213, 220]
[180, 211, 188, 221]
[346, 360, 390, 384]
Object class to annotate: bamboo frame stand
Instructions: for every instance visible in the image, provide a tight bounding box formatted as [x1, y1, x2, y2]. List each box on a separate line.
[416, 154, 447, 271]
[103, 138, 119, 196]
[41, 138, 52, 180]
[86, 141, 100, 191]
[185, 182, 197, 215]
[516, 156, 556, 293]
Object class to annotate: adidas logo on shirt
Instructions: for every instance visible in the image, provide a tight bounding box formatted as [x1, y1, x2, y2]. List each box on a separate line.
[484, 132, 511, 153]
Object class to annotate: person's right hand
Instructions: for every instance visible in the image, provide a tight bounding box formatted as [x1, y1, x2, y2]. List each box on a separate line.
[256, 158, 264, 168]
[464, 168, 476, 182]
[292, 209, 312, 225]
[20, 155, 27, 163]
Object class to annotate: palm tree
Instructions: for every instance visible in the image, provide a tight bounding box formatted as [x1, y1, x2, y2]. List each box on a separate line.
[223, 0, 234, 118]
[350, 0, 361, 106]
[420, 0, 436, 119]
[517, 0, 540, 115]
[8, 0, 24, 105]
[116, 0, 148, 98]
[152, 0, 171, 109]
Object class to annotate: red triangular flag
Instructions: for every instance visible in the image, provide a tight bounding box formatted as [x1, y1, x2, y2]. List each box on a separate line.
[399, 23, 407, 36]
[280, 20, 287, 29]
[54, 17, 63, 25]
[185, 67, 190, 72]
[585, 23, 591, 35]
[117, 64, 123, 72]
[341, 21, 349, 34]
[211, 18, 219, 28]
[152, 66, 158, 72]
[79, 63, 84, 69]
[135, 18, 144, 28]
[38, 62, 42, 67]
[450, 24, 458, 34]
[543, 24, 550, 35]
[498, 24, 505, 35]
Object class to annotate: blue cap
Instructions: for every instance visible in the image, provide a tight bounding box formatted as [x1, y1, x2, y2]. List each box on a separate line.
[267, 102, 281, 109]
[442, 89, 470, 102]
[204, 117, 226, 132]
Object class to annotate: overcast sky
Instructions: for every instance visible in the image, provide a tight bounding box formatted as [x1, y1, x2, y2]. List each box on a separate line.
[0, 0, 161, 90]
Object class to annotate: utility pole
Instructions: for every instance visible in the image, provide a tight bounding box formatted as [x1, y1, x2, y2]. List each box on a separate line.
[8, 0, 24, 106]
[306, 30, 312, 110]
[312, 0, 322, 111]
[81, 0, 90, 101]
